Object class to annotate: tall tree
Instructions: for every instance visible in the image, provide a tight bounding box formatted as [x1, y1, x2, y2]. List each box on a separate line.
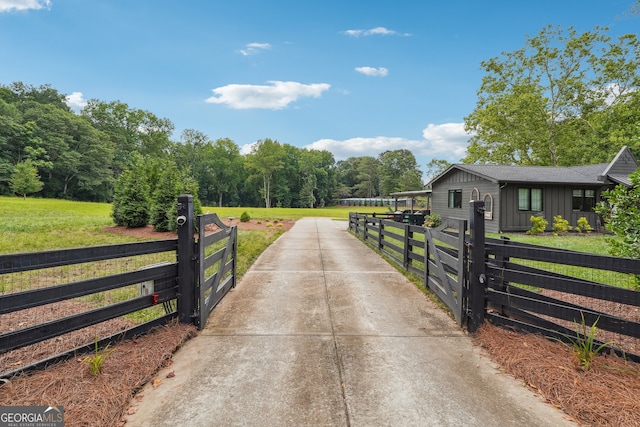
[378, 150, 423, 196]
[81, 100, 174, 176]
[464, 25, 640, 166]
[425, 159, 452, 182]
[298, 149, 335, 208]
[207, 138, 243, 207]
[20, 102, 114, 200]
[353, 156, 380, 198]
[244, 139, 284, 208]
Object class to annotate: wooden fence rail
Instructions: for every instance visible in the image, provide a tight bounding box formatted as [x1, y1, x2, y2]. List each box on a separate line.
[350, 204, 640, 362]
[0, 194, 238, 378]
[0, 239, 179, 377]
[349, 212, 467, 326]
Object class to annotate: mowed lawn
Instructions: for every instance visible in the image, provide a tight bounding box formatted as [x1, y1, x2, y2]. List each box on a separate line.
[0, 196, 381, 254]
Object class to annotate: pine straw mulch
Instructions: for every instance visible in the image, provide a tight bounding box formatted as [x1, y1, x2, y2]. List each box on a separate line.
[0, 321, 197, 427]
[475, 322, 640, 427]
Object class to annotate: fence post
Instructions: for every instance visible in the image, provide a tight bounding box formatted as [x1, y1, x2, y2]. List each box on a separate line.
[177, 194, 196, 325]
[403, 223, 411, 269]
[468, 200, 486, 333]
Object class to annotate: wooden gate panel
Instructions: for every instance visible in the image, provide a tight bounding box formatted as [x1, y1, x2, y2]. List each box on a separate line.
[424, 218, 467, 325]
[196, 213, 237, 329]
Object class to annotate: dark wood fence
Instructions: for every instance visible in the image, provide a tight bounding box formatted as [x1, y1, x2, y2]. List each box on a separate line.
[0, 239, 179, 377]
[484, 236, 640, 361]
[350, 201, 640, 362]
[349, 212, 467, 325]
[0, 194, 237, 378]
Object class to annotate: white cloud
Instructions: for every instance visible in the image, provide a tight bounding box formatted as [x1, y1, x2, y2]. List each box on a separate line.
[305, 136, 424, 160]
[205, 80, 331, 110]
[421, 123, 472, 159]
[239, 141, 257, 155]
[355, 66, 388, 77]
[0, 0, 50, 12]
[304, 123, 472, 163]
[239, 42, 271, 56]
[342, 27, 410, 37]
[65, 91, 87, 110]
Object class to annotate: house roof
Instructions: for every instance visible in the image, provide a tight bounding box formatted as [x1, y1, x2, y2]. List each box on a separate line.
[429, 146, 638, 187]
[453, 163, 609, 185]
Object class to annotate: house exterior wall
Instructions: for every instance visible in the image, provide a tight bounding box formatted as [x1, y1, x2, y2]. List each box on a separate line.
[431, 170, 501, 233]
[432, 169, 604, 233]
[499, 184, 602, 232]
[608, 149, 638, 176]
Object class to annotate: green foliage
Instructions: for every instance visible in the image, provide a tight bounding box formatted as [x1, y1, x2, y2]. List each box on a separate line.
[527, 215, 548, 235]
[464, 25, 640, 166]
[424, 213, 442, 228]
[575, 217, 593, 234]
[240, 211, 251, 222]
[244, 138, 284, 208]
[0, 82, 434, 208]
[82, 336, 116, 376]
[150, 160, 180, 232]
[561, 314, 614, 371]
[552, 215, 572, 236]
[595, 170, 640, 259]
[10, 159, 43, 198]
[378, 149, 423, 196]
[111, 154, 150, 228]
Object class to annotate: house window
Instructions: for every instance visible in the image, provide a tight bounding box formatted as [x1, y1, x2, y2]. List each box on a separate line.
[448, 189, 462, 208]
[518, 188, 543, 211]
[572, 189, 596, 211]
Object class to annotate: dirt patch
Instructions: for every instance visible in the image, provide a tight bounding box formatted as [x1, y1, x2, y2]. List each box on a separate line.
[102, 218, 295, 238]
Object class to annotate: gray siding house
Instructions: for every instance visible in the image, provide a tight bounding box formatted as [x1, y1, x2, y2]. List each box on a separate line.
[428, 146, 638, 233]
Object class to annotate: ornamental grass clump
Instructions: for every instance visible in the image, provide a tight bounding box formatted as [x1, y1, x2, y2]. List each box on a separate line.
[563, 314, 614, 371]
[83, 336, 116, 376]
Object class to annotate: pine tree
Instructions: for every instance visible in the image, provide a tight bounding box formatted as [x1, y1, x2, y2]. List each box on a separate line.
[111, 154, 150, 228]
[10, 160, 44, 199]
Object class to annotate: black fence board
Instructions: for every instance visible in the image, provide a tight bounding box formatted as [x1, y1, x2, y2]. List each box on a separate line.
[0, 239, 177, 274]
[0, 314, 177, 379]
[0, 288, 176, 353]
[487, 263, 640, 307]
[488, 289, 640, 338]
[0, 263, 177, 314]
[380, 228, 404, 242]
[381, 240, 403, 256]
[488, 241, 640, 274]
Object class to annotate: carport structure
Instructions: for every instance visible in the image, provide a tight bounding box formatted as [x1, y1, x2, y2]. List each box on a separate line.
[389, 189, 432, 213]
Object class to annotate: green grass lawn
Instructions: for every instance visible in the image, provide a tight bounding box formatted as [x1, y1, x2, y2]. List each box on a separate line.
[0, 196, 384, 254]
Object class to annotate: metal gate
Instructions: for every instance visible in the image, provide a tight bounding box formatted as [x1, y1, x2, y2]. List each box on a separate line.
[195, 213, 237, 328]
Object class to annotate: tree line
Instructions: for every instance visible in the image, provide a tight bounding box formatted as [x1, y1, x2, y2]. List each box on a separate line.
[0, 82, 424, 206]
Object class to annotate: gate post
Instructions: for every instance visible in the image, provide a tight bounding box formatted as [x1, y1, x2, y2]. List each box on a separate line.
[176, 194, 196, 325]
[468, 200, 486, 333]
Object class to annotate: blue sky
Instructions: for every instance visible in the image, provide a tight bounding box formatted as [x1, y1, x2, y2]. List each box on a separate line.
[1, 1, 638, 180]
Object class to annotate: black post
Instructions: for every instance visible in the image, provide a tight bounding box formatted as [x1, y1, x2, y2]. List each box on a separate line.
[468, 200, 486, 333]
[177, 194, 195, 325]
[403, 223, 411, 269]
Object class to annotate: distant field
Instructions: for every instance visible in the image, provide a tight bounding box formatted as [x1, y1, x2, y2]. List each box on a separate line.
[201, 205, 382, 221]
[0, 196, 383, 254]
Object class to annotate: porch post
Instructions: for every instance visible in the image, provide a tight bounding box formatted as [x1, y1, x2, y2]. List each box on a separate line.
[468, 200, 486, 333]
[176, 194, 196, 325]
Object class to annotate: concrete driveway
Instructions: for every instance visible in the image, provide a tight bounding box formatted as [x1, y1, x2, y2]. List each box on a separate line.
[124, 218, 573, 427]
